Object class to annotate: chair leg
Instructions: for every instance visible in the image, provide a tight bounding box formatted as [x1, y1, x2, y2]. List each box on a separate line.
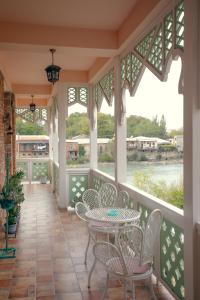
[101, 273, 109, 300]
[84, 233, 91, 265]
[88, 257, 97, 288]
[148, 276, 157, 300]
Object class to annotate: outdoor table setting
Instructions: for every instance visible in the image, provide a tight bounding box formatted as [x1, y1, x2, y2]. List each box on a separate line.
[85, 207, 140, 225]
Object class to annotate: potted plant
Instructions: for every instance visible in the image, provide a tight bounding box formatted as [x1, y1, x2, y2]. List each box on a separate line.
[0, 158, 24, 234]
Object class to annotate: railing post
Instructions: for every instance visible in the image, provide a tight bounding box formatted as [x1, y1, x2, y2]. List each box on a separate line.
[114, 56, 127, 186]
[57, 83, 67, 208]
[184, 0, 200, 299]
[89, 84, 97, 186]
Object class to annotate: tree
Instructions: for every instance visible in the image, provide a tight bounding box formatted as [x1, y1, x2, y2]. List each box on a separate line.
[66, 113, 89, 138]
[97, 113, 114, 138]
[16, 118, 47, 135]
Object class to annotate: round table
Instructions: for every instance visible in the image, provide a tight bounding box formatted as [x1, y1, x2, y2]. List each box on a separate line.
[85, 207, 140, 225]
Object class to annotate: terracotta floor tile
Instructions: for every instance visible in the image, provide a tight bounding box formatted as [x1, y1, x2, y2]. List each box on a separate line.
[56, 292, 82, 300]
[36, 282, 55, 297]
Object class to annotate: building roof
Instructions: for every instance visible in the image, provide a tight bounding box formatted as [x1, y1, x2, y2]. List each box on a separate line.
[16, 135, 49, 142]
[127, 136, 170, 144]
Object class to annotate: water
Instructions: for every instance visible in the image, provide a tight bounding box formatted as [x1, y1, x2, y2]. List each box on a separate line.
[98, 162, 183, 185]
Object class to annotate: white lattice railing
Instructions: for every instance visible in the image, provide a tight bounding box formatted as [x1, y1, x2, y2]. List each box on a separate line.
[66, 168, 90, 207]
[91, 168, 184, 300]
[16, 158, 50, 183]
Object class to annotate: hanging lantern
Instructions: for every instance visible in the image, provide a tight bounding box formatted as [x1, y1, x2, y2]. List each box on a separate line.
[45, 49, 61, 84]
[29, 95, 36, 112]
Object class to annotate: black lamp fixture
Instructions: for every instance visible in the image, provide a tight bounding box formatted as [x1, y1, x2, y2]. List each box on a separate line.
[45, 48, 61, 84]
[29, 94, 36, 112]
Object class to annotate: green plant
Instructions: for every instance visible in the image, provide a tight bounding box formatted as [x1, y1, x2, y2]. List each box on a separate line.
[0, 158, 25, 209]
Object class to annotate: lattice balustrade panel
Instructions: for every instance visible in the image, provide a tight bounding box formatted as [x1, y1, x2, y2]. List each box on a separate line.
[164, 13, 173, 59]
[32, 161, 49, 181]
[175, 0, 184, 49]
[67, 87, 88, 107]
[147, 27, 163, 73]
[161, 219, 184, 300]
[137, 203, 152, 230]
[16, 161, 29, 181]
[69, 175, 88, 205]
[135, 29, 156, 58]
[99, 69, 114, 106]
[92, 176, 104, 192]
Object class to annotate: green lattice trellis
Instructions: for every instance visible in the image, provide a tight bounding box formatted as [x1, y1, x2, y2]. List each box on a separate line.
[93, 68, 114, 111]
[147, 26, 163, 73]
[32, 161, 49, 181]
[161, 219, 184, 300]
[121, 53, 143, 94]
[67, 87, 88, 107]
[138, 203, 152, 230]
[123, 0, 184, 85]
[175, 1, 184, 49]
[135, 28, 156, 58]
[164, 13, 173, 59]
[92, 176, 105, 191]
[69, 175, 88, 205]
[16, 161, 29, 181]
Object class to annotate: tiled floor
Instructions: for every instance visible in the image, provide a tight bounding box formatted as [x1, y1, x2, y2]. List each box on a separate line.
[0, 184, 175, 300]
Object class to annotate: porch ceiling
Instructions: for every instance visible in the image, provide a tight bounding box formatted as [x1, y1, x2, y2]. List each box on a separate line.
[0, 0, 160, 106]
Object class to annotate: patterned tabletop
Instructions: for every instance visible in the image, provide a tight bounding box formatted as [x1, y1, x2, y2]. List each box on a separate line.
[85, 207, 140, 224]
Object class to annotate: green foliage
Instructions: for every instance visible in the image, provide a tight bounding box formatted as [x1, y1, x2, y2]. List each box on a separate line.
[97, 113, 114, 138]
[66, 113, 89, 138]
[127, 114, 167, 139]
[133, 171, 183, 209]
[67, 156, 89, 167]
[16, 118, 47, 135]
[168, 128, 183, 138]
[98, 153, 114, 162]
[79, 145, 86, 157]
[158, 144, 177, 152]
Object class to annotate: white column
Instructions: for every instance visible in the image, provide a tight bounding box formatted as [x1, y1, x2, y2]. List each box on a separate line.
[184, 0, 200, 299]
[114, 56, 127, 185]
[89, 84, 98, 170]
[57, 83, 67, 208]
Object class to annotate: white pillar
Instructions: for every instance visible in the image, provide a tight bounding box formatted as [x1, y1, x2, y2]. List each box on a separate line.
[57, 83, 67, 208]
[114, 56, 127, 185]
[89, 84, 98, 170]
[184, 0, 200, 299]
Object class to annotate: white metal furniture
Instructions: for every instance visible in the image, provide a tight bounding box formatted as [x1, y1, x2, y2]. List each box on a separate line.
[82, 188, 100, 210]
[86, 207, 141, 288]
[90, 209, 163, 300]
[85, 207, 140, 225]
[98, 183, 117, 208]
[116, 190, 129, 208]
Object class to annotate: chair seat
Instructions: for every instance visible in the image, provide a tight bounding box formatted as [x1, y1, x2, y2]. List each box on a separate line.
[106, 256, 150, 276]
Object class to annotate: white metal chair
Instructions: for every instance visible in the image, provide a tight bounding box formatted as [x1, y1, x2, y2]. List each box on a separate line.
[98, 183, 117, 208]
[82, 188, 100, 210]
[90, 209, 163, 300]
[116, 190, 129, 208]
[75, 202, 118, 265]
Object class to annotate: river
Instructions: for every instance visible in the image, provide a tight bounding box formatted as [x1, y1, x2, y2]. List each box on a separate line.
[98, 161, 183, 185]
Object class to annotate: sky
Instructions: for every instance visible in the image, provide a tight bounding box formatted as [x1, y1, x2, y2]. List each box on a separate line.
[69, 58, 183, 131]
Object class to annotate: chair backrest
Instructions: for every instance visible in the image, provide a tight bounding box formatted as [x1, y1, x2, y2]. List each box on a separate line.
[116, 190, 129, 208]
[75, 202, 88, 222]
[82, 189, 99, 210]
[141, 209, 163, 265]
[99, 183, 117, 208]
[117, 224, 143, 261]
